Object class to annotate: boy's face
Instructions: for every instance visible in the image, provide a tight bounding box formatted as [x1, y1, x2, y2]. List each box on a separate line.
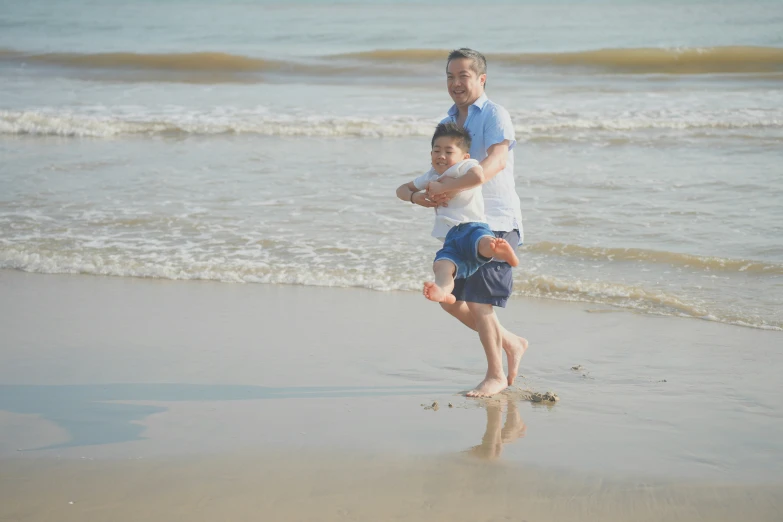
[431, 136, 470, 175]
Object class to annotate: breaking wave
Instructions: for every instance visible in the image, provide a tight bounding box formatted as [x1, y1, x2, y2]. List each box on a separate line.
[3, 46, 783, 76]
[527, 241, 783, 275]
[1, 246, 780, 332]
[1, 109, 780, 139]
[0, 110, 435, 138]
[340, 46, 783, 74]
[0, 49, 279, 72]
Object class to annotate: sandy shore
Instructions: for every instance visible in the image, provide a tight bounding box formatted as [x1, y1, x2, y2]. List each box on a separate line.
[3, 450, 782, 522]
[1, 269, 782, 520]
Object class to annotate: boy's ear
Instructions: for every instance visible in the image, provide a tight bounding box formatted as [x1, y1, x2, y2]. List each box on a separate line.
[463, 152, 471, 159]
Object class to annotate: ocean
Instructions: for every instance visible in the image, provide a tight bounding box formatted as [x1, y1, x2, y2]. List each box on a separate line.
[1, 0, 782, 330]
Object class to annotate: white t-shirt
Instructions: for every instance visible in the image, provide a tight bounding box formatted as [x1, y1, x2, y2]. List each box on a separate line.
[413, 159, 486, 240]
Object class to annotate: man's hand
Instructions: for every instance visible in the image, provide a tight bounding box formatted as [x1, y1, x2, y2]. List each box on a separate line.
[427, 179, 453, 207]
[412, 191, 439, 208]
[429, 192, 452, 206]
[427, 180, 447, 197]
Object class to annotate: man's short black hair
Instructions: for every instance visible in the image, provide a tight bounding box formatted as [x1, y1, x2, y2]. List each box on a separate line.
[446, 48, 488, 78]
[431, 122, 471, 152]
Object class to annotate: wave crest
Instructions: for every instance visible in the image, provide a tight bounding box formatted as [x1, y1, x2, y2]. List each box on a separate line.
[2, 109, 780, 139]
[0, 110, 435, 138]
[340, 46, 783, 74]
[527, 241, 783, 274]
[0, 49, 278, 72]
[1, 247, 780, 332]
[3, 46, 783, 76]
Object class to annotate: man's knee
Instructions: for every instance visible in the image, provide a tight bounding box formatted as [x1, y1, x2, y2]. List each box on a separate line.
[467, 301, 494, 317]
[440, 301, 462, 315]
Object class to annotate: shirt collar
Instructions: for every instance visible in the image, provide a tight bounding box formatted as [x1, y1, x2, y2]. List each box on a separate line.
[447, 93, 489, 117]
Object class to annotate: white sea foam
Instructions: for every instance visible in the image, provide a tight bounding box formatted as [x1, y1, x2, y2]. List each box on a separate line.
[1, 108, 780, 139]
[0, 109, 435, 138]
[2, 246, 780, 332]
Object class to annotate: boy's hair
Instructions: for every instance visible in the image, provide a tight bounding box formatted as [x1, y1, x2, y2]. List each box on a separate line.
[431, 122, 472, 152]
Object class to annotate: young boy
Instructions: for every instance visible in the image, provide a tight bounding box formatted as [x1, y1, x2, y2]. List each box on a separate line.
[396, 122, 519, 304]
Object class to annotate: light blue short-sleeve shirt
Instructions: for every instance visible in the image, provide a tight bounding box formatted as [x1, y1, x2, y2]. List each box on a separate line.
[441, 93, 523, 243]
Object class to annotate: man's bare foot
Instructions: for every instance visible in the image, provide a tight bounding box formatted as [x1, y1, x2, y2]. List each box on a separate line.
[504, 336, 529, 386]
[466, 375, 508, 398]
[423, 282, 456, 304]
[489, 238, 519, 267]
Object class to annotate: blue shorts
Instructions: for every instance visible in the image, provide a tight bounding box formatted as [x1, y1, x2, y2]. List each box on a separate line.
[434, 222, 495, 280]
[451, 229, 520, 308]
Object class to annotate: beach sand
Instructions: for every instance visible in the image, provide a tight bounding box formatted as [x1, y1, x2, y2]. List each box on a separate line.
[2, 451, 782, 522]
[1, 269, 782, 521]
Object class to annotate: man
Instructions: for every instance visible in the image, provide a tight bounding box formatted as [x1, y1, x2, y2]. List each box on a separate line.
[402, 48, 528, 397]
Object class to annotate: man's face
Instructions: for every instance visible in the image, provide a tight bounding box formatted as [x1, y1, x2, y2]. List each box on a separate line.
[431, 136, 470, 175]
[447, 58, 486, 108]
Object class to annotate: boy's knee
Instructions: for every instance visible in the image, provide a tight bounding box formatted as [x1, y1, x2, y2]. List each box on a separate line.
[433, 259, 456, 275]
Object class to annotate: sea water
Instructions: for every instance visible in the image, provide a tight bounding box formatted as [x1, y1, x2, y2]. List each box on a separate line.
[1, 0, 782, 329]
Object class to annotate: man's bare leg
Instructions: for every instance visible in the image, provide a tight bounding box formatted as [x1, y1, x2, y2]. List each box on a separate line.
[441, 300, 528, 386]
[423, 260, 457, 304]
[465, 301, 507, 397]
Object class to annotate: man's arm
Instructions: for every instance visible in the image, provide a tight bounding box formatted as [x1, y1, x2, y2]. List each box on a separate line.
[396, 181, 438, 208]
[428, 141, 509, 200]
[427, 164, 485, 197]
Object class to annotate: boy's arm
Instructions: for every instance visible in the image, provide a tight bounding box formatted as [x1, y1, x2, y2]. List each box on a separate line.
[427, 164, 486, 198]
[396, 181, 438, 208]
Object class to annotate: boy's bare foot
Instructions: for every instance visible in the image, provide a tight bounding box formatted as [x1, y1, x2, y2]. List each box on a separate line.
[423, 282, 456, 304]
[466, 375, 508, 398]
[504, 336, 528, 386]
[489, 238, 519, 267]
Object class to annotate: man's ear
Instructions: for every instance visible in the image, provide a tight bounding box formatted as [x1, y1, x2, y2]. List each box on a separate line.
[479, 74, 486, 86]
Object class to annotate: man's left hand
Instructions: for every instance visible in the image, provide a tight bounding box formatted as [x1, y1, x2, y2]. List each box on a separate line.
[428, 191, 452, 206]
[426, 180, 452, 207]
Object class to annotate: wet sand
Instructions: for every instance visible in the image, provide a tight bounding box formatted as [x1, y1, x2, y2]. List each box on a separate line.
[3, 450, 782, 522]
[1, 269, 782, 520]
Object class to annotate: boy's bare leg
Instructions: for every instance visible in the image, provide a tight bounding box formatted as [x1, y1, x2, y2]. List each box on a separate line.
[465, 301, 508, 397]
[477, 237, 519, 267]
[423, 260, 457, 304]
[441, 301, 528, 386]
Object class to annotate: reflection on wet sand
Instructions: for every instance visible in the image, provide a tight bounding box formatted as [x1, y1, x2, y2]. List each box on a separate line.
[0, 383, 455, 451]
[467, 400, 527, 461]
[2, 393, 782, 522]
